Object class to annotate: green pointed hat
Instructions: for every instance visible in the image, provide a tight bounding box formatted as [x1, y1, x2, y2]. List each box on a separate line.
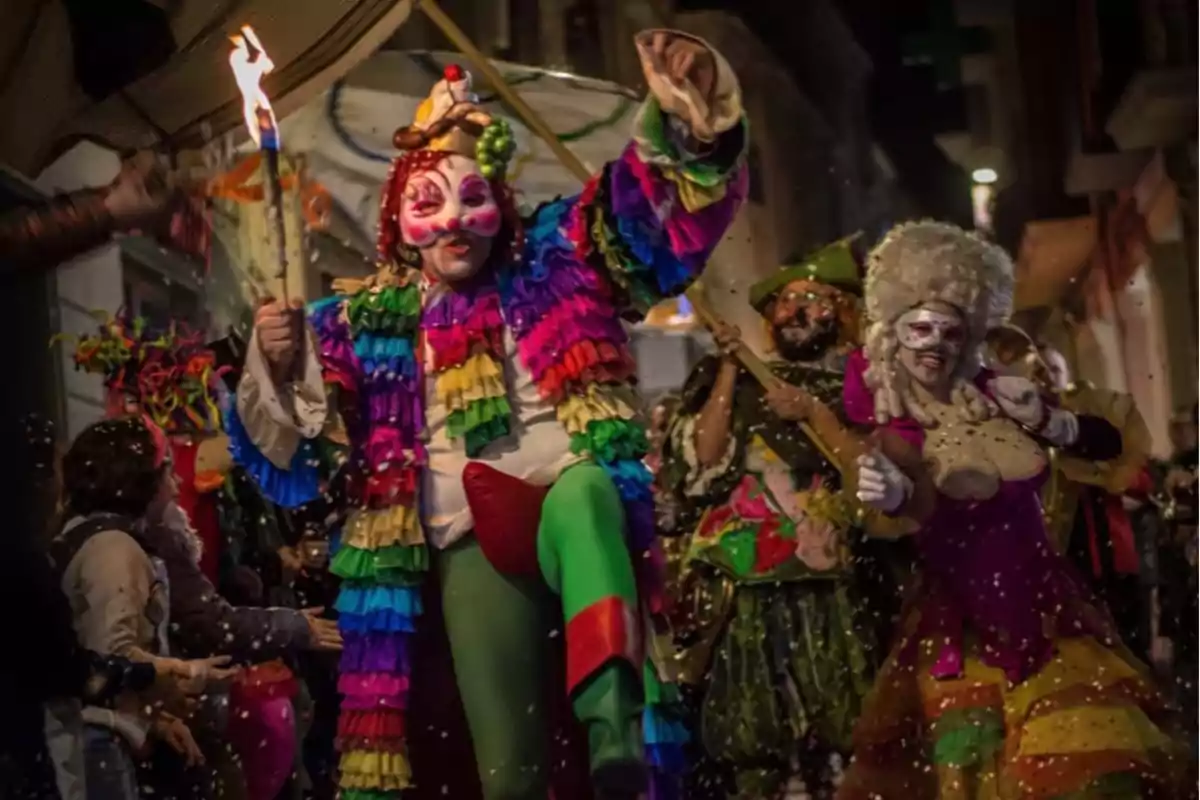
[749, 232, 863, 313]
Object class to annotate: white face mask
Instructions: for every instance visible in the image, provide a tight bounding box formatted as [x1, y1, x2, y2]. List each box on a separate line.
[398, 155, 501, 246]
[398, 155, 502, 282]
[895, 307, 966, 356]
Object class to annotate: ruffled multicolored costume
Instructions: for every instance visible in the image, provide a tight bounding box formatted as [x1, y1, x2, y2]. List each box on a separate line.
[229, 38, 747, 800]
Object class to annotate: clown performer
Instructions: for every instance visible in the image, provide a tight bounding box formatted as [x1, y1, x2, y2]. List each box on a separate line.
[837, 221, 1184, 799]
[227, 30, 748, 800]
[659, 239, 906, 799]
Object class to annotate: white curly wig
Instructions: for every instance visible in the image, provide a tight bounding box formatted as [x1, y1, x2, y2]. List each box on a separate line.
[862, 220, 1015, 426]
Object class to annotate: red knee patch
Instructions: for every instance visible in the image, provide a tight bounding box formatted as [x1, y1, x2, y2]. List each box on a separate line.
[463, 462, 548, 577]
[566, 596, 642, 694]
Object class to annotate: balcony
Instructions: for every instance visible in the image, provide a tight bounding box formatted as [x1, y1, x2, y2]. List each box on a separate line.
[1106, 67, 1198, 151]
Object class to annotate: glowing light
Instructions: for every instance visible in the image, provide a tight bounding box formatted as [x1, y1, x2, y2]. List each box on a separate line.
[229, 25, 277, 149]
[972, 167, 998, 185]
[972, 183, 994, 232]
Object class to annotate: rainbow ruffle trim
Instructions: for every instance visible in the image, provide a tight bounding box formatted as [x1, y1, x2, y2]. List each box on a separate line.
[424, 283, 512, 457]
[224, 403, 320, 509]
[644, 663, 689, 800]
[319, 283, 428, 798]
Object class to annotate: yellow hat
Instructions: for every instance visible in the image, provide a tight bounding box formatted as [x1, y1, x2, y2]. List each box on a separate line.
[393, 64, 493, 158]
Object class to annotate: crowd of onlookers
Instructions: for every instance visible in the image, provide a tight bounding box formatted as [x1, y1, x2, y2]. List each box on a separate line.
[1, 413, 345, 800]
[0, 370, 1196, 800]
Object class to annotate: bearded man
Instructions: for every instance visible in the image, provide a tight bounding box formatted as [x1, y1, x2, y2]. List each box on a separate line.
[659, 240, 900, 799]
[227, 30, 748, 800]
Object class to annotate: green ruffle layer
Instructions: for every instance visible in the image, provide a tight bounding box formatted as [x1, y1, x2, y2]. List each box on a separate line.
[931, 707, 1005, 767]
[643, 661, 682, 707]
[347, 285, 421, 336]
[331, 543, 428, 585]
[447, 396, 513, 457]
[340, 791, 400, 800]
[570, 417, 648, 462]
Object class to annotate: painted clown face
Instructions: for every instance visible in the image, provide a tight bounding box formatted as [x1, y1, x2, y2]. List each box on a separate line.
[399, 155, 502, 282]
[894, 301, 966, 391]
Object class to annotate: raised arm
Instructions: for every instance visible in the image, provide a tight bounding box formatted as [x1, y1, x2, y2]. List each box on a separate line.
[660, 354, 745, 510]
[569, 30, 748, 315]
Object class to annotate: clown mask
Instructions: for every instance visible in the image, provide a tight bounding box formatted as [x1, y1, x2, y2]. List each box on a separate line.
[895, 302, 966, 391]
[399, 154, 502, 282]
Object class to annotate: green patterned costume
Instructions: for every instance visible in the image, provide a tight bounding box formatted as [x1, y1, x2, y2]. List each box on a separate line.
[660, 356, 885, 798]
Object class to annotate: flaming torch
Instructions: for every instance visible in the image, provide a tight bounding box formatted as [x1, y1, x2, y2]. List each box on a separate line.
[229, 25, 289, 300]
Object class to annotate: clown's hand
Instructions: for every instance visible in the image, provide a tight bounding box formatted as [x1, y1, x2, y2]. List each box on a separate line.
[255, 298, 305, 382]
[636, 30, 736, 145]
[856, 450, 912, 514]
[989, 375, 1079, 445]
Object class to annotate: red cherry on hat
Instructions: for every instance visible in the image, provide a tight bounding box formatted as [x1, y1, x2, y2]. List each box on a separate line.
[443, 64, 465, 82]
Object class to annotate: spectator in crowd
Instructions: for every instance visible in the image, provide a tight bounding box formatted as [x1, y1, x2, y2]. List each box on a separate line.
[0, 415, 159, 800]
[54, 417, 235, 800]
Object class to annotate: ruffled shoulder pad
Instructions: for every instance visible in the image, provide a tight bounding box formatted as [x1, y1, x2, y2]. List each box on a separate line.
[842, 348, 875, 427]
[328, 267, 422, 298]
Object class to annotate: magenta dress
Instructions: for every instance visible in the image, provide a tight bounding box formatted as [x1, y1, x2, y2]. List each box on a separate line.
[836, 348, 1181, 800]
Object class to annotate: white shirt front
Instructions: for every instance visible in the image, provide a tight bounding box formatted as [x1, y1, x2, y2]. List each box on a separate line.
[421, 326, 583, 549]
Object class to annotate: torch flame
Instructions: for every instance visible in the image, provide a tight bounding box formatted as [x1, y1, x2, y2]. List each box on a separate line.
[229, 25, 277, 148]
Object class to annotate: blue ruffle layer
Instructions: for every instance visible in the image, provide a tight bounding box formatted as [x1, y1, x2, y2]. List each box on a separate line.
[644, 705, 688, 781]
[643, 709, 689, 747]
[354, 331, 417, 377]
[599, 458, 654, 504]
[334, 585, 423, 617]
[224, 405, 320, 509]
[337, 608, 417, 634]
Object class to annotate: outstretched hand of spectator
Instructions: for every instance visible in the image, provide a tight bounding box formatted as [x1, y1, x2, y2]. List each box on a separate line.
[157, 654, 239, 695]
[153, 712, 205, 767]
[104, 150, 178, 233]
[303, 607, 343, 652]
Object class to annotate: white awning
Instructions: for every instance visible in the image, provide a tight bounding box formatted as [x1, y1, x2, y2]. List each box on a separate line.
[274, 49, 638, 251]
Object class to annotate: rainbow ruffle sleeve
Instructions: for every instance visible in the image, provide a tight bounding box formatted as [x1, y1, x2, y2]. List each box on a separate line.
[567, 96, 748, 317]
[327, 282, 428, 798]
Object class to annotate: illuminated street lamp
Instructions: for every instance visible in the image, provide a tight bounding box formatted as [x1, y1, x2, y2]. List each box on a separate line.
[971, 167, 997, 233]
[972, 167, 999, 185]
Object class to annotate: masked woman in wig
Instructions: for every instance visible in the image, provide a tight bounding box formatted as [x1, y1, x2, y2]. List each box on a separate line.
[835, 221, 1185, 798]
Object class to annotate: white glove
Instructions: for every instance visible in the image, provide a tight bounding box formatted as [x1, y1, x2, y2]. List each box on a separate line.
[989, 375, 1079, 445]
[856, 450, 912, 514]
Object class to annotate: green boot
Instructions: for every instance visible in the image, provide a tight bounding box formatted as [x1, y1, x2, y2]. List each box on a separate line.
[537, 464, 648, 797]
[573, 662, 647, 799]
